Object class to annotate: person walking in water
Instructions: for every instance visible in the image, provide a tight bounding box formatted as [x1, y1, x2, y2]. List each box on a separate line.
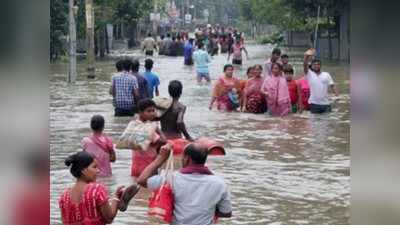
[261, 63, 291, 116]
[143, 59, 160, 99]
[137, 143, 232, 225]
[160, 81, 194, 139]
[242, 64, 267, 113]
[81, 115, 116, 177]
[110, 60, 140, 117]
[227, 37, 249, 65]
[193, 42, 212, 84]
[265, 48, 282, 76]
[210, 64, 241, 112]
[303, 49, 339, 114]
[184, 38, 195, 66]
[141, 33, 157, 56]
[59, 151, 139, 225]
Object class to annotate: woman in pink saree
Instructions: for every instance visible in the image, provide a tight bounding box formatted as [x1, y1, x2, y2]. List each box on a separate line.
[242, 64, 267, 113]
[261, 63, 291, 116]
[209, 64, 241, 112]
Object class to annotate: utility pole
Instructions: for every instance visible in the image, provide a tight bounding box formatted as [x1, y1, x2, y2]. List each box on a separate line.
[85, 0, 95, 78]
[68, 0, 77, 83]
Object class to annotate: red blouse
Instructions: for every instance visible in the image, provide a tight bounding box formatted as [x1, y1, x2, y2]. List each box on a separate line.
[59, 183, 109, 225]
[287, 80, 299, 105]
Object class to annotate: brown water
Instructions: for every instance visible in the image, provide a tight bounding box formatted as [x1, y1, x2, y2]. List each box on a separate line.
[50, 44, 350, 225]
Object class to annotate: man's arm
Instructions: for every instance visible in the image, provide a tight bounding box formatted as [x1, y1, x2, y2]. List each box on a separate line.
[177, 106, 193, 141]
[155, 86, 160, 97]
[215, 186, 232, 218]
[136, 145, 171, 188]
[330, 84, 339, 97]
[303, 54, 311, 75]
[242, 46, 249, 59]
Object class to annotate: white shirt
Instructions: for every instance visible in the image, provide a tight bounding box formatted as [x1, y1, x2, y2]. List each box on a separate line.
[306, 70, 334, 105]
[148, 171, 232, 225]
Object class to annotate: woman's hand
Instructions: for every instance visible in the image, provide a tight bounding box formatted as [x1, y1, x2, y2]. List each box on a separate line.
[115, 186, 125, 200]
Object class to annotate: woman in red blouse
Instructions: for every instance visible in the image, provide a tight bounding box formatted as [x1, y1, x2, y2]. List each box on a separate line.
[59, 151, 126, 225]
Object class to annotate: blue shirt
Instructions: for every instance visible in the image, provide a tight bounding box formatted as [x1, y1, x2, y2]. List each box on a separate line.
[111, 72, 139, 109]
[143, 71, 160, 98]
[184, 43, 193, 60]
[193, 49, 211, 74]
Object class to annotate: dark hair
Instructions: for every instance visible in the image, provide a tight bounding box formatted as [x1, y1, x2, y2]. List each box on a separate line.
[246, 66, 254, 75]
[283, 67, 294, 74]
[184, 144, 208, 164]
[145, 58, 154, 71]
[65, 151, 94, 178]
[312, 59, 321, 65]
[122, 59, 131, 71]
[90, 115, 105, 132]
[166, 33, 171, 38]
[130, 59, 140, 72]
[281, 54, 289, 59]
[253, 64, 263, 71]
[172, 36, 176, 41]
[148, 33, 152, 37]
[116, 60, 124, 72]
[272, 48, 281, 55]
[223, 64, 234, 72]
[197, 41, 204, 49]
[160, 35, 165, 39]
[271, 62, 282, 71]
[168, 80, 183, 98]
[138, 98, 156, 112]
[189, 38, 194, 44]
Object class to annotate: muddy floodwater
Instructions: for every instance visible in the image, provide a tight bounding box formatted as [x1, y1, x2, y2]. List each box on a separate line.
[50, 43, 350, 225]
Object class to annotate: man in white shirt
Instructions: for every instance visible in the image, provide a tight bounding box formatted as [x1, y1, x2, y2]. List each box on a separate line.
[303, 51, 339, 113]
[137, 143, 232, 225]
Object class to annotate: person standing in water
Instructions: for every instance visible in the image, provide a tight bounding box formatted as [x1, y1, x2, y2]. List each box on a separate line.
[141, 33, 157, 56]
[261, 63, 291, 116]
[81, 115, 116, 177]
[210, 64, 241, 112]
[193, 42, 212, 84]
[143, 59, 160, 99]
[227, 37, 249, 66]
[284, 67, 300, 113]
[159, 80, 194, 141]
[265, 48, 282, 76]
[184, 38, 195, 66]
[303, 49, 339, 114]
[59, 151, 139, 225]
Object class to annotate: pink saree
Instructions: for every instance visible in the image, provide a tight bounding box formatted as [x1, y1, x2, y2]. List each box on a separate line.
[262, 75, 291, 116]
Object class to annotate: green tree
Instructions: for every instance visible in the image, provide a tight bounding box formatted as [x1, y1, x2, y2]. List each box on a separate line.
[50, 0, 68, 61]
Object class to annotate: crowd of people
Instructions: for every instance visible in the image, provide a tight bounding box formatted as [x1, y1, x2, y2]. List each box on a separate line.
[58, 24, 340, 225]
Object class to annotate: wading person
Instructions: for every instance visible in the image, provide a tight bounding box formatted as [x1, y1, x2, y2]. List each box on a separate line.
[143, 59, 160, 99]
[110, 60, 140, 117]
[227, 37, 249, 66]
[193, 42, 212, 84]
[184, 38, 194, 66]
[59, 151, 138, 225]
[130, 99, 167, 178]
[81, 115, 116, 177]
[284, 67, 300, 113]
[210, 64, 241, 112]
[137, 143, 232, 225]
[128, 59, 149, 109]
[303, 49, 339, 114]
[265, 48, 281, 76]
[242, 65, 267, 113]
[141, 33, 157, 56]
[261, 63, 291, 116]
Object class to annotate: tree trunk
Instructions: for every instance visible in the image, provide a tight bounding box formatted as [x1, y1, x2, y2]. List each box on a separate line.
[99, 27, 106, 58]
[85, 0, 95, 78]
[68, 0, 77, 83]
[327, 17, 333, 60]
[105, 26, 110, 54]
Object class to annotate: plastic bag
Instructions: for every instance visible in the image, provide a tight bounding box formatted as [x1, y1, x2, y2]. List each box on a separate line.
[153, 96, 173, 118]
[148, 149, 174, 223]
[115, 120, 158, 151]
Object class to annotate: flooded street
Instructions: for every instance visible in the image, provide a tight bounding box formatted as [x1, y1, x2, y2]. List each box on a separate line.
[50, 43, 350, 225]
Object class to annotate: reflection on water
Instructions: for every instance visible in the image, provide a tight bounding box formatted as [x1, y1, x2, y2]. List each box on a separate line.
[50, 44, 350, 225]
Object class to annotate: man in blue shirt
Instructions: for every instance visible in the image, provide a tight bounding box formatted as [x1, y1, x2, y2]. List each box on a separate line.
[184, 38, 194, 65]
[143, 59, 160, 99]
[193, 42, 212, 84]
